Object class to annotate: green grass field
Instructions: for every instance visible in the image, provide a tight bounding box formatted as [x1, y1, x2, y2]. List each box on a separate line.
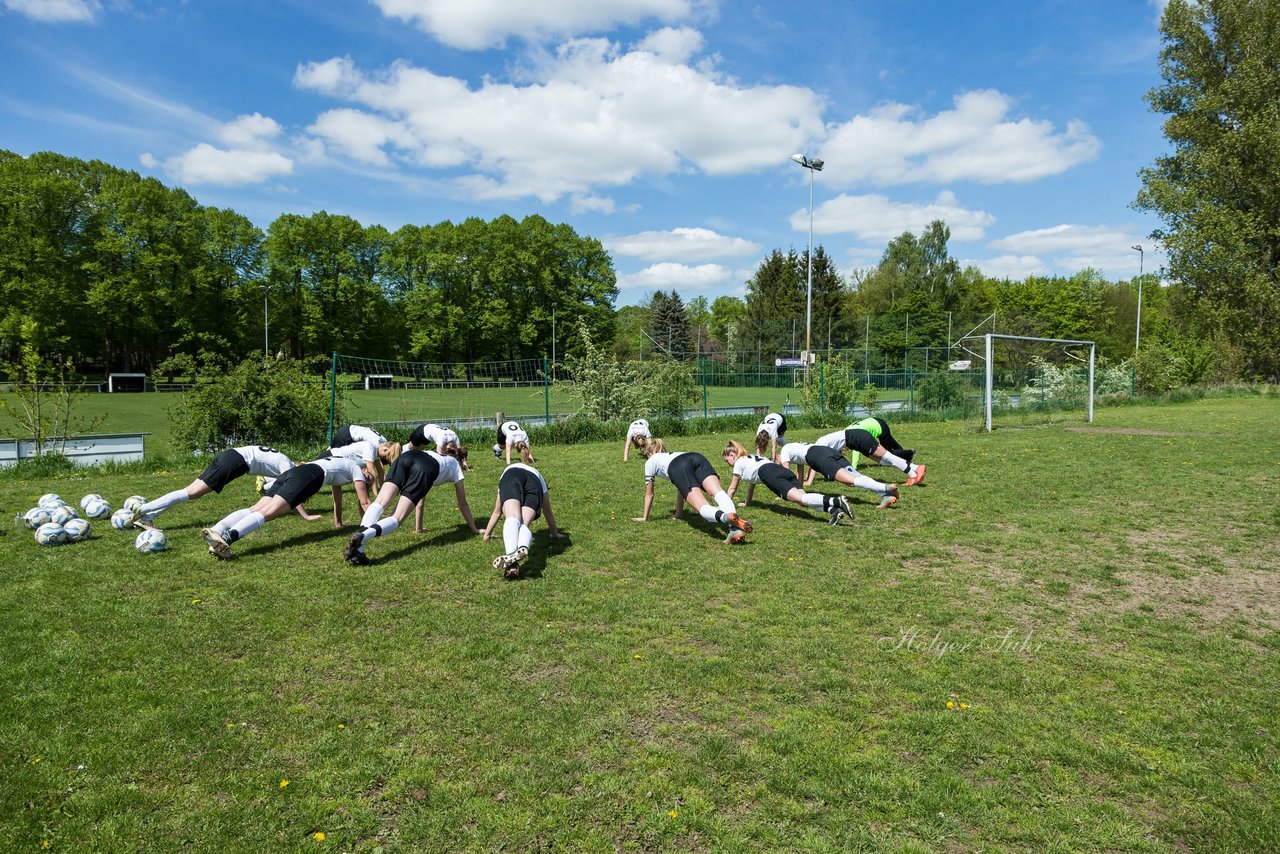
[2, 396, 1278, 851]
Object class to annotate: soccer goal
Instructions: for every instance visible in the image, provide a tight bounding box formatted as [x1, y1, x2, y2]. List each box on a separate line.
[954, 334, 1096, 431]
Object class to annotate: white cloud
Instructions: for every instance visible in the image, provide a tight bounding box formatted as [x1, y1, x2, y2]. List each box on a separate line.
[606, 227, 759, 262]
[4, 0, 99, 23]
[634, 26, 704, 64]
[990, 223, 1128, 255]
[821, 90, 1100, 187]
[982, 224, 1163, 278]
[293, 36, 822, 202]
[800, 190, 996, 242]
[307, 108, 415, 168]
[616, 262, 733, 291]
[960, 254, 1049, 279]
[368, 0, 703, 50]
[569, 194, 618, 214]
[142, 112, 293, 186]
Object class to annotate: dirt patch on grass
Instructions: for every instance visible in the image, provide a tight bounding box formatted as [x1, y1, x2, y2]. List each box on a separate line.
[1116, 567, 1280, 629]
[1064, 427, 1185, 436]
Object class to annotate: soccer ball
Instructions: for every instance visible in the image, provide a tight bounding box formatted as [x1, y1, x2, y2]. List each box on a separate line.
[63, 518, 92, 541]
[23, 507, 53, 529]
[83, 497, 112, 520]
[51, 505, 79, 526]
[35, 522, 68, 546]
[123, 495, 146, 513]
[79, 493, 104, 511]
[110, 509, 134, 530]
[135, 528, 167, 554]
[38, 494, 66, 511]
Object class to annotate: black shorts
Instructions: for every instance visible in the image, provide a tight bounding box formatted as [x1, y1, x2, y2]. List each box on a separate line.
[668, 452, 718, 497]
[197, 449, 250, 494]
[498, 468, 543, 518]
[331, 425, 355, 447]
[758, 462, 802, 499]
[776, 414, 787, 437]
[409, 425, 429, 448]
[266, 463, 326, 508]
[844, 428, 879, 457]
[805, 446, 851, 481]
[385, 450, 439, 505]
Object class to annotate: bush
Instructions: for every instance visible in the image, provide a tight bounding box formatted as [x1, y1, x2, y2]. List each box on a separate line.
[168, 356, 341, 453]
[1128, 342, 1180, 395]
[636, 357, 699, 418]
[914, 370, 965, 410]
[561, 323, 648, 422]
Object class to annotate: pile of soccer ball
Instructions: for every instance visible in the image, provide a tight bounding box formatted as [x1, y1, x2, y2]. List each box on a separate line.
[22, 492, 167, 554]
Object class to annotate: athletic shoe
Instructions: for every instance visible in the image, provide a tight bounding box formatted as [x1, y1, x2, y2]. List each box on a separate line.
[132, 514, 156, 530]
[254, 475, 265, 495]
[726, 512, 753, 534]
[201, 527, 232, 560]
[724, 527, 746, 545]
[828, 506, 842, 525]
[504, 562, 521, 580]
[876, 484, 900, 510]
[346, 551, 371, 567]
[836, 495, 854, 522]
[898, 449, 915, 463]
[493, 552, 512, 571]
[492, 444, 502, 459]
[514, 546, 529, 564]
[344, 530, 366, 562]
[904, 464, 927, 487]
[124, 507, 142, 527]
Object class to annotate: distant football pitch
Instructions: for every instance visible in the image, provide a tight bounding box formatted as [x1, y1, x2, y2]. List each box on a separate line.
[2, 395, 1277, 850]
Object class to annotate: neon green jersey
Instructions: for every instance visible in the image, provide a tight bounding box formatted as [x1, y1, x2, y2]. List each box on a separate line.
[847, 417, 882, 439]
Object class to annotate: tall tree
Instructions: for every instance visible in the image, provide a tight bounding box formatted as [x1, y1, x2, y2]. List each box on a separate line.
[1135, 0, 1280, 378]
[648, 289, 691, 358]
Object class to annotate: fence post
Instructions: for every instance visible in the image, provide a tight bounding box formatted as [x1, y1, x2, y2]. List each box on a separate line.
[543, 355, 550, 422]
[908, 366, 914, 413]
[701, 359, 708, 418]
[819, 362, 826, 415]
[327, 352, 337, 445]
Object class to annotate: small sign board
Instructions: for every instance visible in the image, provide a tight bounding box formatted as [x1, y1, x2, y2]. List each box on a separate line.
[775, 358, 805, 368]
[948, 360, 973, 371]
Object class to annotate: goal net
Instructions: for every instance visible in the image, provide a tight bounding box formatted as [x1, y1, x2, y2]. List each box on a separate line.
[952, 334, 1098, 431]
[328, 353, 556, 442]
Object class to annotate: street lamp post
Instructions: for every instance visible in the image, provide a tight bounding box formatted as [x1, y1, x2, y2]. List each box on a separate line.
[1131, 244, 1143, 352]
[791, 153, 824, 382]
[262, 285, 271, 357]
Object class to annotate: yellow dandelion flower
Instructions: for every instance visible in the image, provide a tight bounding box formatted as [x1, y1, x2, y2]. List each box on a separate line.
[669, 810, 678, 818]
[31, 757, 41, 764]
[337, 724, 345, 730]
[633, 654, 642, 659]
[191, 599, 201, 604]
[946, 701, 955, 709]
[313, 832, 326, 841]
[42, 842, 50, 849]
[960, 703, 969, 710]
[279, 779, 290, 788]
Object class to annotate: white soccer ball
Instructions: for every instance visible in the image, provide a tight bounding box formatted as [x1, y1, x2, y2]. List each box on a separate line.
[122, 495, 146, 513]
[110, 508, 134, 530]
[51, 505, 79, 526]
[23, 507, 53, 529]
[83, 497, 112, 520]
[79, 493, 104, 511]
[35, 522, 68, 546]
[63, 518, 92, 541]
[38, 494, 66, 511]
[135, 528, 167, 554]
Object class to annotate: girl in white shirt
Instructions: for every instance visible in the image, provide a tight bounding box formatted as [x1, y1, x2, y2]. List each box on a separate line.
[482, 440, 564, 578]
[635, 437, 754, 544]
[622, 418, 651, 461]
[721, 440, 852, 525]
[776, 441, 899, 509]
[754, 412, 788, 459]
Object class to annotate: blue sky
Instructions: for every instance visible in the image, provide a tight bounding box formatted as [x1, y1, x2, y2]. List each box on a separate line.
[0, 0, 1171, 306]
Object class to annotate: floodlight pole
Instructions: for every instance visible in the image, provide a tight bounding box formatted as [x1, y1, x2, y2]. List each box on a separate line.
[1132, 244, 1143, 352]
[791, 153, 824, 382]
[263, 286, 270, 356]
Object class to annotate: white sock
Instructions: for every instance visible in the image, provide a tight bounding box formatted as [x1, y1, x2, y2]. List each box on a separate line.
[503, 517, 520, 553]
[517, 526, 533, 550]
[801, 493, 825, 508]
[374, 517, 398, 539]
[853, 474, 890, 495]
[229, 511, 266, 541]
[214, 508, 252, 537]
[698, 504, 723, 524]
[907, 463, 919, 478]
[879, 452, 909, 473]
[141, 489, 189, 516]
[360, 502, 384, 528]
[712, 490, 736, 515]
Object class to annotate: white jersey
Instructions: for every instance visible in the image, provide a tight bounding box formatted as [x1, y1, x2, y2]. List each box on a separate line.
[347, 425, 387, 446]
[504, 428, 529, 447]
[312, 456, 367, 485]
[427, 451, 465, 485]
[643, 451, 685, 484]
[626, 419, 651, 441]
[505, 462, 548, 493]
[418, 424, 458, 448]
[328, 440, 376, 463]
[731, 454, 772, 484]
[777, 442, 813, 466]
[234, 446, 295, 477]
[757, 414, 786, 444]
[814, 429, 846, 451]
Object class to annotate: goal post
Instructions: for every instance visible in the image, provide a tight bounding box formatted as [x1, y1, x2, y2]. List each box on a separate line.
[980, 334, 1096, 432]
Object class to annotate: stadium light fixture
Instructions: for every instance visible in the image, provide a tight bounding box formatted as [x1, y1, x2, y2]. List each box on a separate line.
[1131, 244, 1143, 352]
[790, 153, 824, 382]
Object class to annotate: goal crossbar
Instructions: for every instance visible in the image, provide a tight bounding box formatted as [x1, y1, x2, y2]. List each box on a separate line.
[966, 333, 1096, 432]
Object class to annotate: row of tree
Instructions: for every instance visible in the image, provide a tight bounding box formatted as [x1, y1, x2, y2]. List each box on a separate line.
[0, 151, 617, 375]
